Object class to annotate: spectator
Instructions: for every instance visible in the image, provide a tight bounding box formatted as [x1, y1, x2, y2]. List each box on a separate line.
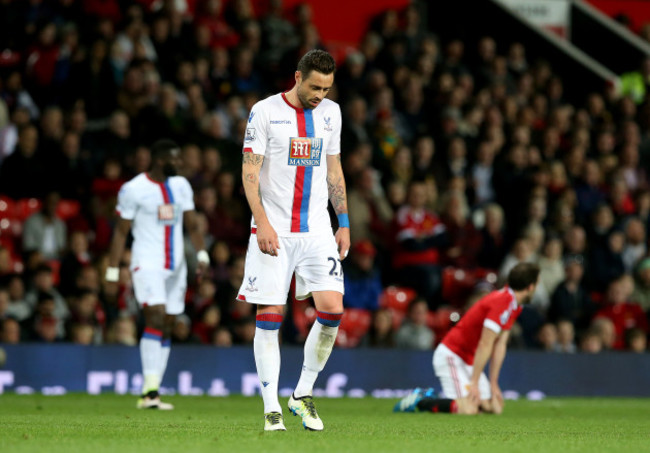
[392, 180, 448, 306]
[590, 317, 616, 351]
[347, 167, 393, 246]
[213, 326, 233, 347]
[0, 124, 47, 198]
[1, 318, 21, 344]
[105, 316, 137, 346]
[171, 314, 199, 344]
[631, 257, 650, 312]
[361, 308, 395, 348]
[24, 264, 68, 329]
[555, 320, 577, 353]
[395, 299, 434, 350]
[621, 217, 647, 273]
[440, 190, 482, 268]
[22, 191, 67, 260]
[59, 231, 92, 297]
[4, 275, 30, 322]
[343, 240, 382, 311]
[548, 255, 596, 332]
[624, 328, 647, 353]
[537, 236, 565, 297]
[579, 328, 603, 353]
[70, 323, 95, 345]
[595, 277, 648, 350]
[589, 229, 626, 292]
[193, 305, 222, 345]
[536, 322, 558, 351]
[477, 203, 508, 270]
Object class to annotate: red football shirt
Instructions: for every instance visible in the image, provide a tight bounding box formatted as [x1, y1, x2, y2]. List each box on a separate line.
[442, 287, 522, 365]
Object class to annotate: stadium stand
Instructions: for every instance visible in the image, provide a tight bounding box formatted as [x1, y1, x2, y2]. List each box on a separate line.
[0, 0, 649, 355]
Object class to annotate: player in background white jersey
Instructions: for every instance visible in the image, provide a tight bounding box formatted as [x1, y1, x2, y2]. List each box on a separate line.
[105, 139, 209, 409]
[240, 50, 350, 431]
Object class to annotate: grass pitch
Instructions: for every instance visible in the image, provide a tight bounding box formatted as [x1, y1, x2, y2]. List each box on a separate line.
[0, 394, 649, 453]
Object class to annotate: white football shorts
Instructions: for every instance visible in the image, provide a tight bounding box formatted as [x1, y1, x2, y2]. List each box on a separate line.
[238, 232, 345, 305]
[433, 343, 491, 400]
[131, 265, 187, 315]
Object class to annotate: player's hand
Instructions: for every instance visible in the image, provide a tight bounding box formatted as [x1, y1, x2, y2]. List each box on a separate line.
[256, 222, 280, 256]
[467, 383, 481, 405]
[335, 226, 350, 261]
[491, 384, 504, 406]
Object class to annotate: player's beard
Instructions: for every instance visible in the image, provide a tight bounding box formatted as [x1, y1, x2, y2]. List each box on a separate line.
[162, 163, 177, 177]
[297, 85, 319, 110]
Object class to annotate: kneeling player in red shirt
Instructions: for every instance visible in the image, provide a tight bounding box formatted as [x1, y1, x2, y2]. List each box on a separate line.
[394, 262, 540, 415]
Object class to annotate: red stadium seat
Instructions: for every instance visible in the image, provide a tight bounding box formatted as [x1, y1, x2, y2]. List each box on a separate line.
[56, 200, 81, 220]
[336, 308, 372, 348]
[15, 198, 42, 221]
[379, 286, 417, 313]
[441, 267, 497, 308]
[0, 217, 22, 238]
[0, 196, 15, 220]
[427, 306, 460, 346]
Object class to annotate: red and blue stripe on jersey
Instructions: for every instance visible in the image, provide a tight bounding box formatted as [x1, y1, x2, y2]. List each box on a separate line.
[291, 107, 315, 233]
[150, 177, 176, 270]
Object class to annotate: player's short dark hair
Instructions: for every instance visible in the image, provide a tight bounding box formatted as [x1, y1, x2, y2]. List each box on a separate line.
[151, 139, 180, 159]
[297, 49, 336, 79]
[507, 262, 540, 291]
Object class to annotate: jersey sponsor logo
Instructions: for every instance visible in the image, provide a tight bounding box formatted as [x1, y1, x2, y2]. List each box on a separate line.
[245, 128, 256, 142]
[288, 137, 323, 166]
[270, 119, 292, 124]
[157, 203, 179, 225]
[324, 116, 333, 131]
[248, 111, 255, 123]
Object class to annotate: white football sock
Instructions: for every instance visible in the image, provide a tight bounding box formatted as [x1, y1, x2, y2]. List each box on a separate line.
[255, 327, 281, 413]
[159, 338, 171, 384]
[140, 328, 163, 394]
[294, 312, 341, 398]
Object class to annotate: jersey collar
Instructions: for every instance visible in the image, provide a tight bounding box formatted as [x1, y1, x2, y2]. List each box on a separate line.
[505, 285, 519, 306]
[281, 92, 302, 111]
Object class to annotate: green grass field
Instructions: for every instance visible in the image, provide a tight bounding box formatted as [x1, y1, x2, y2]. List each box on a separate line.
[1, 395, 649, 453]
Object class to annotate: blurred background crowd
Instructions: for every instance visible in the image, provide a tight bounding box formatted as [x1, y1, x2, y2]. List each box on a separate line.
[0, 0, 649, 354]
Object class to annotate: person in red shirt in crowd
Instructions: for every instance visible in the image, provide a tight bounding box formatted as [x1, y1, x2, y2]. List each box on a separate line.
[394, 262, 540, 415]
[594, 275, 648, 350]
[392, 180, 448, 306]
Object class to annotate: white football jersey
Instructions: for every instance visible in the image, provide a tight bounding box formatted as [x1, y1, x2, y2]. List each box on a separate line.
[243, 92, 342, 237]
[116, 173, 194, 271]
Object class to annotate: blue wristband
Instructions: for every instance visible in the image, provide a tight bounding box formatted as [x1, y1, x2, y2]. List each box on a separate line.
[337, 213, 350, 228]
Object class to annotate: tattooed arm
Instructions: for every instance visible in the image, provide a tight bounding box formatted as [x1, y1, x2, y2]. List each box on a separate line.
[326, 153, 350, 260]
[242, 152, 279, 256]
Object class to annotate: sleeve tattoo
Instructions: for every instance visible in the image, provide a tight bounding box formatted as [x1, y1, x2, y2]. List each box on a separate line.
[242, 152, 264, 205]
[327, 155, 347, 214]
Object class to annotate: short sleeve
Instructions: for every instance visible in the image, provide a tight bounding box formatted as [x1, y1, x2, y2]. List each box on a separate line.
[116, 183, 137, 220]
[177, 177, 195, 212]
[242, 103, 268, 156]
[483, 297, 514, 334]
[326, 104, 342, 155]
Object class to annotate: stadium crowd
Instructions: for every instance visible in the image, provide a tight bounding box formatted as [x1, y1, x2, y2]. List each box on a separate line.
[0, 0, 649, 354]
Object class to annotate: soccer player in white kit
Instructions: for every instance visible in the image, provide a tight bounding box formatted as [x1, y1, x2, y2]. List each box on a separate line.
[105, 139, 209, 409]
[239, 50, 350, 431]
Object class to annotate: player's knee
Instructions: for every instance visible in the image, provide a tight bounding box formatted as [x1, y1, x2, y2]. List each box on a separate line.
[312, 291, 343, 313]
[144, 305, 166, 330]
[256, 304, 283, 316]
